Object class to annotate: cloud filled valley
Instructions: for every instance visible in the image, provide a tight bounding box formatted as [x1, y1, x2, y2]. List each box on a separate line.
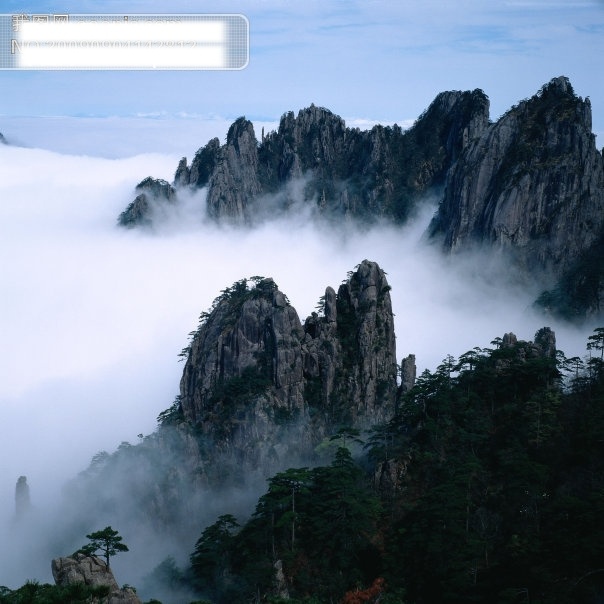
[0, 133, 599, 594]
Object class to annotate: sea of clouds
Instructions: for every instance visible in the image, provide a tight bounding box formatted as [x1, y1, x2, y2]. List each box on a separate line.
[0, 118, 597, 589]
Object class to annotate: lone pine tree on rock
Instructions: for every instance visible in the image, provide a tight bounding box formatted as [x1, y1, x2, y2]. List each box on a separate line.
[78, 526, 129, 569]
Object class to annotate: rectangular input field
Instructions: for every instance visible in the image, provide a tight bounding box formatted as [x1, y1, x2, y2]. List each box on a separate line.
[16, 43, 226, 69]
[18, 21, 225, 44]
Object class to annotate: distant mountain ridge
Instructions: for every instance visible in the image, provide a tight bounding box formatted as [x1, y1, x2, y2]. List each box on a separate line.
[117, 77, 604, 318]
[118, 89, 489, 226]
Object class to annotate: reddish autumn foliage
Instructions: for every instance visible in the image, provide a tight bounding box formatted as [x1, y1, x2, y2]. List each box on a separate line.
[340, 577, 385, 603]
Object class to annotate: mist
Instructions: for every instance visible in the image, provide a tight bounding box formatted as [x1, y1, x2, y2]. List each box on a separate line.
[0, 131, 598, 594]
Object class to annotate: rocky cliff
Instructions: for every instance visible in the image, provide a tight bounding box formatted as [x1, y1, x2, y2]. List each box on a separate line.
[116, 78, 604, 317]
[52, 554, 141, 604]
[118, 177, 176, 228]
[178, 259, 398, 473]
[430, 77, 604, 315]
[118, 91, 488, 226]
[63, 260, 405, 547]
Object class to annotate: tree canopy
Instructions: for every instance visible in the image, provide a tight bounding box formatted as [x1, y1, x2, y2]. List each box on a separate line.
[77, 526, 129, 569]
[182, 328, 604, 603]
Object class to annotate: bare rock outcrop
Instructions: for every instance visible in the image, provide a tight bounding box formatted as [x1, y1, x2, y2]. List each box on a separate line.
[303, 259, 398, 427]
[179, 276, 308, 469]
[178, 260, 398, 472]
[117, 177, 176, 228]
[118, 92, 489, 226]
[52, 554, 141, 604]
[205, 118, 263, 222]
[431, 77, 604, 278]
[400, 354, 417, 395]
[14, 476, 30, 520]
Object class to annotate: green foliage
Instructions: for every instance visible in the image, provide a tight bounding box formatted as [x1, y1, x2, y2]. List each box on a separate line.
[190, 514, 240, 601]
[188, 448, 381, 602]
[535, 229, 604, 319]
[156, 396, 185, 426]
[77, 526, 129, 569]
[140, 556, 191, 604]
[0, 580, 110, 604]
[366, 328, 604, 603]
[69, 327, 604, 603]
[314, 294, 326, 315]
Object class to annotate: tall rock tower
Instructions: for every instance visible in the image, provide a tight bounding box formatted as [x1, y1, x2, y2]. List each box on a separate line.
[15, 476, 31, 520]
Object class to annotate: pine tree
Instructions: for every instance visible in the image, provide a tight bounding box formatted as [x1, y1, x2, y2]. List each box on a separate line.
[78, 526, 129, 569]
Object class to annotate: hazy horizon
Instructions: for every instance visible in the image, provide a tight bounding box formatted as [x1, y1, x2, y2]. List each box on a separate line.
[0, 124, 600, 589]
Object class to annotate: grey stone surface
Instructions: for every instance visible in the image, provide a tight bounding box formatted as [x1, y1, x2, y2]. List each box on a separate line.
[178, 260, 398, 471]
[431, 77, 604, 279]
[52, 554, 141, 604]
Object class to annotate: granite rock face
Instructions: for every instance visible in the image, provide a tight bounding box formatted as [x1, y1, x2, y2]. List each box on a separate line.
[178, 276, 309, 469]
[60, 261, 408, 549]
[400, 354, 417, 395]
[178, 260, 399, 471]
[302, 259, 398, 427]
[118, 92, 489, 226]
[205, 118, 264, 222]
[117, 177, 176, 228]
[500, 327, 557, 360]
[52, 554, 141, 604]
[431, 77, 604, 280]
[110, 78, 604, 317]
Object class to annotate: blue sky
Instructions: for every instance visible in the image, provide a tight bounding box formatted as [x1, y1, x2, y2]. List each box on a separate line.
[2, 0, 604, 143]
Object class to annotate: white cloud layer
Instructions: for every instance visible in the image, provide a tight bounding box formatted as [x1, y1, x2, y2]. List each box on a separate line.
[0, 133, 598, 589]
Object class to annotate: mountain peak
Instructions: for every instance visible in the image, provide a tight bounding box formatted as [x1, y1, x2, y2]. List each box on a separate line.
[226, 116, 257, 148]
[542, 75, 575, 96]
[177, 261, 398, 473]
[430, 75, 603, 281]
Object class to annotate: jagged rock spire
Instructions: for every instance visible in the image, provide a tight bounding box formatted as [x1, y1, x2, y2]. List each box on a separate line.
[15, 476, 30, 520]
[178, 260, 398, 471]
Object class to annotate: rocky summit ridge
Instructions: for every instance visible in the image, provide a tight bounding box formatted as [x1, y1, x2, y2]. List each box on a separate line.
[429, 76, 604, 314]
[118, 90, 489, 227]
[116, 77, 604, 318]
[178, 259, 398, 471]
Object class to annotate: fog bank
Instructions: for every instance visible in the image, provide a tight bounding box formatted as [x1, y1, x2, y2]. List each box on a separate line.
[0, 138, 597, 589]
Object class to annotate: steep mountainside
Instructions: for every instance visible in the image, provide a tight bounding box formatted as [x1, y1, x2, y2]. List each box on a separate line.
[118, 91, 489, 226]
[178, 259, 398, 469]
[429, 76, 604, 316]
[116, 78, 604, 318]
[64, 260, 403, 539]
[11, 325, 604, 603]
